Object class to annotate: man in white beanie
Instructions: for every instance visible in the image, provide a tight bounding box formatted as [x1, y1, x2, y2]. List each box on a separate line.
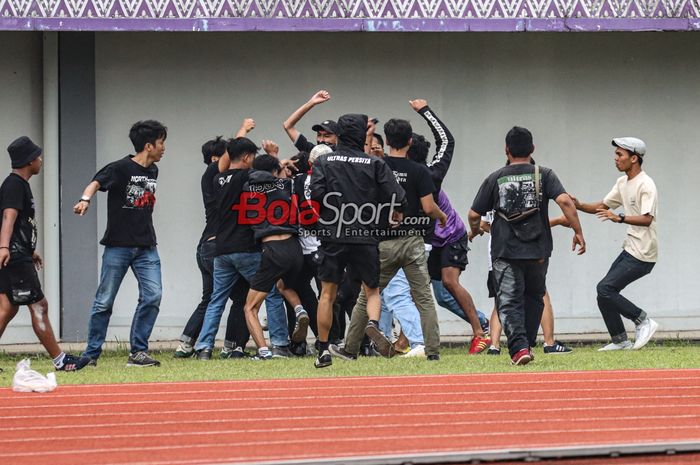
[573, 137, 658, 351]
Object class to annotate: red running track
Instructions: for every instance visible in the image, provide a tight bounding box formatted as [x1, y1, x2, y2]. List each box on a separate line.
[1, 368, 699, 465]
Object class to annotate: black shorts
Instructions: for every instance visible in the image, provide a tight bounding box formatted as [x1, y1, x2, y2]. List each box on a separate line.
[0, 260, 45, 306]
[315, 242, 380, 289]
[427, 234, 470, 281]
[487, 270, 497, 298]
[250, 237, 304, 292]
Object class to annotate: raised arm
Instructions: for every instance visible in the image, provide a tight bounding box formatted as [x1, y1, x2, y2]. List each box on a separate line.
[410, 100, 455, 189]
[235, 118, 255, 139]
[283, 90, 331, 144]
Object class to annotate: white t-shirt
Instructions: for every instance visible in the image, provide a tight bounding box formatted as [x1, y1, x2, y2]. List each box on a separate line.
[603, 171, 658, 263]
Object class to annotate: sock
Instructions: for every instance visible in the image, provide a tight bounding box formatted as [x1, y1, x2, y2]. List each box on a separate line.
[294, 305, 306, 316]
[369, 319, 379, 327]
[318, 341, 329, 353]
[53, 352, 66, 368]
[179, 342, 193, 350]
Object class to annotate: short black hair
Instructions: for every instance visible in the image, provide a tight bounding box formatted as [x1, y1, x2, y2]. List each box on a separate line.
[384, 119, 413, 150]
[407, 133, 431, 164]
[252, 154, 281, 174]
[372, 133, 384, 147]
[227, 137, 258, 161]
[505, 126, 534, 158]
[290, 151, 310, 174]
[201, 136, 227, 165]
[129, 120, 167, 153]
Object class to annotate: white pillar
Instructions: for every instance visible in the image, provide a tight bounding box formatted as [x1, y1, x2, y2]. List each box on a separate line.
[42, 32, 61, 338]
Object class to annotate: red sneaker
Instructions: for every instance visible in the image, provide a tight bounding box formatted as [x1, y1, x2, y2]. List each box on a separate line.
[469, 335, 492, 355]
[511, 348, 532, 365]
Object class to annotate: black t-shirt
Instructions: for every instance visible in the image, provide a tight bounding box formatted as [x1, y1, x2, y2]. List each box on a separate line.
[0, 174, 37, 263]
[382, 156, 435, 239]
[93, 156, 158, 247]
[294, 134, 315, 153]
[214, 168, 259, 256]
[200, 162, 219, 243]
[471, 163, 566, 260]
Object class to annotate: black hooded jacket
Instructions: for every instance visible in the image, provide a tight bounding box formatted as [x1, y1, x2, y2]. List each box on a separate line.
[309, 114, 406, 244]
[242, 170, 298, 242]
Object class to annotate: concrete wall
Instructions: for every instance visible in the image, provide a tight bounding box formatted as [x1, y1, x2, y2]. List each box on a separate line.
[0, 32, 45, 344]
[84, 31, 699, 343]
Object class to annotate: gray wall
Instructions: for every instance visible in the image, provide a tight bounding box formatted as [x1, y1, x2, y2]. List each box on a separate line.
[85, 32, 700, 341]
[0, 32, 46, 344]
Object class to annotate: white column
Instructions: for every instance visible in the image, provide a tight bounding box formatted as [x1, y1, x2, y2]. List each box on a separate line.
[42, 32, 61, 338]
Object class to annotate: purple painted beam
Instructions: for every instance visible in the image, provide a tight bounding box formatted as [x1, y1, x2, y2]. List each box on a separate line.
[0, 17, 696, 32]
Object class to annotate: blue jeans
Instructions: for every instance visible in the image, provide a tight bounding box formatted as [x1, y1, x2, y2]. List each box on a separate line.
[597, 251, 654, 343]
[380, 269, 424, 348]
[83, 246, 162, 359]
[432, 280, 489, 331]
[195, 252, 287, 351]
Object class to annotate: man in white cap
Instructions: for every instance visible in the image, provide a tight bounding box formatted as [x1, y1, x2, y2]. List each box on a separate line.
[573, 137, 658, 351]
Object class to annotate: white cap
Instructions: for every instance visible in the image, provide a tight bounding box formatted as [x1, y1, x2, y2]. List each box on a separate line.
[612, 137, 646, 156]
[309, 144, 333, 164]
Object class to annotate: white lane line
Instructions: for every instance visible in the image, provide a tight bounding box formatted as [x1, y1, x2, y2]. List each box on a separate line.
[2, 414, 700, 445]
[3, 368, 696, 391]
[5, 402, 700, 432]
[2, 394, 700, 420]
[2, 375, 697, 402]
[3, 425, 700, 458]
[3, 385, 699, 410]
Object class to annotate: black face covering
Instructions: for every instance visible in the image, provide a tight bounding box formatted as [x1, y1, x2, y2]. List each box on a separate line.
[317, 141, 336, 151]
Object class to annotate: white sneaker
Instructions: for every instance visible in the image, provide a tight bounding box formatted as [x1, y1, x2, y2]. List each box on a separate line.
[403, 345, 426, 358]
[633, 318, 658, 350]
[598, 340, 634, 351]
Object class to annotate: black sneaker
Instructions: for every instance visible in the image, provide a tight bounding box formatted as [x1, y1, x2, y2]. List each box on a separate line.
[127, 351, 161, 367]
[427, 354, 440, 361]
[487, 345, 501, 355]
[272, 345, 293, 358]
[329, 344, 357, 361]
[291, 311, 310, 343]
[289, 341, 308, 357]
[221, 346, 248, 359]
[314, 350, 332, 368]
[543, 341, 573, 354]
[196, 348, 212, 360]
[86, 358, 97, 367]
[364, 321, 395, 358]
[56, 354, 92, 371]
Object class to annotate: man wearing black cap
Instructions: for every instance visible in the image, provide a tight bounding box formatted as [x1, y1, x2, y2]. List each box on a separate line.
[283, 90, 339, 152]
[572, 137, 658, 351]
[0, 136, 90, 371]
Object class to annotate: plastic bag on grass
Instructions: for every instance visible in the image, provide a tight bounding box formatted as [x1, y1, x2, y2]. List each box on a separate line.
[12, 358, 57, 393]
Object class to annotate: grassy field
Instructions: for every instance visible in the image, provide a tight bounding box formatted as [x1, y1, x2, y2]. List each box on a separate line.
[1, 341, 698, 386]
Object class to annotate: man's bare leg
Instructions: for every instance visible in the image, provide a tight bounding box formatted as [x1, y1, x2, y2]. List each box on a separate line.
[489, 305, 502, 350]
[28, 298, 61, 359]
[0, 294, 19, 338]
[244, 290, 270, 351]
[541, 291, 555, 346]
